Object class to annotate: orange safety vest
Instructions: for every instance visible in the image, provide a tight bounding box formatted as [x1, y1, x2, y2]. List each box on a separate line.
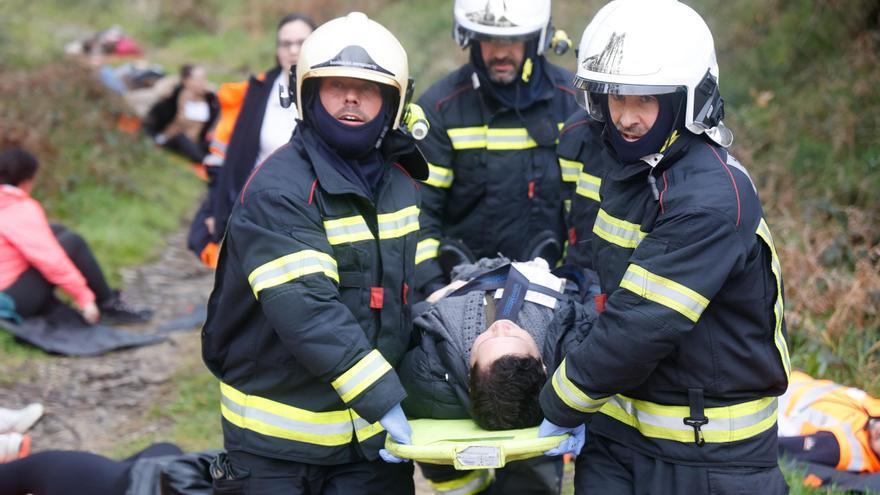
[206, 72, 269, 163]
[779, 371, 880, 472]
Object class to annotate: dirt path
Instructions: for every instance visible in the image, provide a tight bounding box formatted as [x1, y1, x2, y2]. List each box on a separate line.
[0, 225, 214, 453]
[0, 220, 434, 492]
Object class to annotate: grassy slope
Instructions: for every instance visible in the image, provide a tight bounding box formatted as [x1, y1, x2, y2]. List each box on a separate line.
[1, 1, 877, 492]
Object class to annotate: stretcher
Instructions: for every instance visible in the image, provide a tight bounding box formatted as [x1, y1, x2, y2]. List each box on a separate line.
[384, 419, 567, 470]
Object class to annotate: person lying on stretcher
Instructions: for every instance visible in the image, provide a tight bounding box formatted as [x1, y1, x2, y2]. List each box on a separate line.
[397, 258, 595, 493]
[399, 257, 596, 430]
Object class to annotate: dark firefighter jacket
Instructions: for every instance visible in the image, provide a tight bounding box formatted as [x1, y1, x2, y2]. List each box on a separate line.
[557, 111, 615, 272]
[414, 62, 579, 292]
[399, 295, 595, 420]
[540, 132, 791, 467]
[202, 123, 426, 465]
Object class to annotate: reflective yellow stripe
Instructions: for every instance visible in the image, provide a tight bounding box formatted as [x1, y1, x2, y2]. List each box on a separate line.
[599, 395, 778, 443]
[593, 209, 646, 249]
[429, 469, 494, 495]
[220, 382, 358, 446]
[559, 158, 582, 183]
[448, 123, 565, 151]
[424, 163, 454, 188]
[620, 264, 709, 323]
[331, 350, 393, 404]
[551, 359, 609, 413]
[756, 218, 790, 377]
[575, 171, 601, 202]
[377, 205, 420, 240]
[416, 238, 440, 265]
[248, 250, 338, 297]
[354, 417, 385, 443]
[448, 126, 487, 150]
[487, 127, 538, 150]
[324, 215, 374, 245]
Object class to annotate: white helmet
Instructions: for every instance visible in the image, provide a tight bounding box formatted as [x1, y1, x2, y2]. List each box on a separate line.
[575, 0, 732, 146]
[453, 0, 559, 55]
[296, 12, 410, 129]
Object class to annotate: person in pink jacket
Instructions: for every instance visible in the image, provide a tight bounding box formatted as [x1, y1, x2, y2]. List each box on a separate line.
[0, 148, 150, 324]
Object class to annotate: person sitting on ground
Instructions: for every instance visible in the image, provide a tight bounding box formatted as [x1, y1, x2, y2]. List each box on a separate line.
[0, 148, 151, 324]
[143, 64, 219, 163]
[778, 370, 880, 473]
[398, 258, 595, 495]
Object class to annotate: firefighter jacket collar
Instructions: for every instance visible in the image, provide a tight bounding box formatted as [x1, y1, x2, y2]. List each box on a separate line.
[602, 128, 695, 183]
[298, 124, 426, 201]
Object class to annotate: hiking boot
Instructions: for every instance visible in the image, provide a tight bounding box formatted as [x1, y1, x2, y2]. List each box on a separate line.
[0, 403, 43, 434]
[0, 433, 30, 463]
[99, 292, 153, 324]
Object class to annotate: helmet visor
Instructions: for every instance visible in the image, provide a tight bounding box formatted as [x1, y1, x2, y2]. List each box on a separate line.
[457, 26, 540, 44]
[574, 77, 684, 97]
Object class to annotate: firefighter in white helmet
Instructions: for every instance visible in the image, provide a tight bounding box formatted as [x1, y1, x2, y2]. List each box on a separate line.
[537, 1, 790, 493]
[202, 12, 427, 494]
[413, 0, 580, 306]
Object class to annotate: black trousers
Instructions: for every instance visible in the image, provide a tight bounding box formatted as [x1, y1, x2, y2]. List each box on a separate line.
[574, 434, 789, 495]
[0, 442, 182, 495]
[419, 456, 564, 495]
[4, 224, 114, 317]
[215, 450, 415, 495]
[164, 133, 208, 163]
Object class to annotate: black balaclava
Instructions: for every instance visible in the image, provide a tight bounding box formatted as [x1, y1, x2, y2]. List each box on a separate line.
[309, 88, 390, 159]
[602, 92, 684, 164]
[470, 38, 550, 110]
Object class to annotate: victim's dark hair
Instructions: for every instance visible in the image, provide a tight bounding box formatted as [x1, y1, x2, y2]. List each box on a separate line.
[469, 355, 547, 431]
[0, 148, 39, 186]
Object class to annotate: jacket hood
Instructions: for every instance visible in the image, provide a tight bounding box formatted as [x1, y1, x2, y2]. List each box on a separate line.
[0, 185, 28, 210]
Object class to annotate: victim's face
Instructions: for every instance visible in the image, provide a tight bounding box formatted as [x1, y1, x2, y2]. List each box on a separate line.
[469, 319, 541, 371]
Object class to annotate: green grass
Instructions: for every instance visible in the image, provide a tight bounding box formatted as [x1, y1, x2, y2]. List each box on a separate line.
[0, 0, 877, 484]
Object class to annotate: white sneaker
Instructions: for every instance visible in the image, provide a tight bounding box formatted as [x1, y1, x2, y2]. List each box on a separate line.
[0, 432, 29, 463]
[0, 403, 44, 434]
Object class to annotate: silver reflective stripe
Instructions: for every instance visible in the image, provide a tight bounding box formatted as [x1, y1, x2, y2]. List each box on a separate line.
[324, 217, 373, 245]
[352, 417, 373, 430]
[593, 209, 644, 248]
[221, 394, 353, 437]
[551, 362, 606, 413]
[788, 383, 842, 416]
[576, 172, 601, 201]
[608, 396, 777, 434]
[250, 257, 336, 289]
[621, 268, 706, 321]
[415, 239, 440, 265]
[425, 164, 454, 188]
[727, 154, 757, 194]
[378, 208, 420, 239]
[248, 252, 339, 297]
[333, 357, 389, 400]
[842, 425, 866, 471]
